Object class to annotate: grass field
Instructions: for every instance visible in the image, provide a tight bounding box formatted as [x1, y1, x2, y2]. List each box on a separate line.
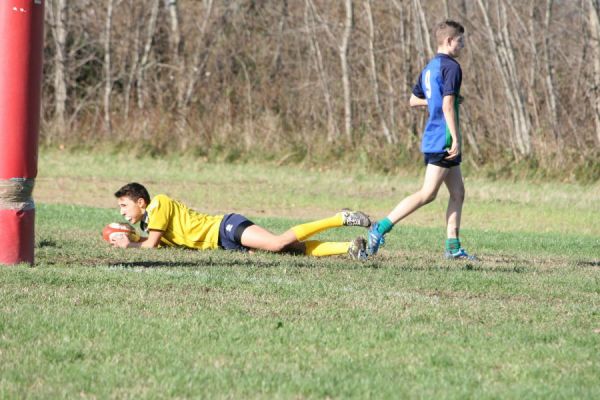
[1, 150, 599, 399]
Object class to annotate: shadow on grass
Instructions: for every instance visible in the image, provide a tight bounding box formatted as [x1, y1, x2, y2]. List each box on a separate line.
[368, 262, 530, 273]
[108, 261, 213, 268]
[37, 239, 59, 248]
[106, 254, 327, 269]
[366, 252, 533, 273]
[575, 260, 600, 268]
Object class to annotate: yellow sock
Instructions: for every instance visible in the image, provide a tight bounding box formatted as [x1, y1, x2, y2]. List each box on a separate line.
[303, 240, 350, 257]
[291, 214, 343, 241]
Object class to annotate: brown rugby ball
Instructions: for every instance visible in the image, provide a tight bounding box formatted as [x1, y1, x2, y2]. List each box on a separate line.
[102, 223, 140, 242]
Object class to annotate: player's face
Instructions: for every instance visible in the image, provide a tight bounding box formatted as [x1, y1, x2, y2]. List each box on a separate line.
[448, 35, 465, 57]
[117, 196, 145, 224]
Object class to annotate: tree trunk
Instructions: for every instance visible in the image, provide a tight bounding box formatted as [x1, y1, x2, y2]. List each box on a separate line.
[364, 0, 394, 144]
[181, 0, 215, 110]
[136, 0, 161, 110]
[543, 0, 560, 142]
[47, 0, 69, 132]
[123, 3, 140, 119]
[305, 0, 338, 141]
[165, 0, 189, 139]
[271, 0, 288, 77]
[525, 3, 541, 131]
[340, 0, 353, 141]
[413, 0, 433, 61]
[103, 0, 114, 135]
[589, 0, 600, 144]
[166, 0, 185, 107]
[477, 0, 532, 157]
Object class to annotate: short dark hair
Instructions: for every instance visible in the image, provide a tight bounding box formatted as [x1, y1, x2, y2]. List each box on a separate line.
[114, 182, 150, 204]
[435, 20, 464, 45]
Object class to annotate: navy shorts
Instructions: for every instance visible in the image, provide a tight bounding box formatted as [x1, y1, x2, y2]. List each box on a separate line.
[218, 213, 254, 251]
[423, 152, 461, 168]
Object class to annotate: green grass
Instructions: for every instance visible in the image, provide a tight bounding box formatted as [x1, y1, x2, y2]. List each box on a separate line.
[0, 150, 599, 399]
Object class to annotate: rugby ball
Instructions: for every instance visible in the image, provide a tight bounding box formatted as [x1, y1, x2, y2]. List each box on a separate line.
[102, 223, 140, 242]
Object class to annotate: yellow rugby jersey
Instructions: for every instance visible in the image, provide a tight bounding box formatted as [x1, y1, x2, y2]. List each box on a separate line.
[145, 194, 223, 250]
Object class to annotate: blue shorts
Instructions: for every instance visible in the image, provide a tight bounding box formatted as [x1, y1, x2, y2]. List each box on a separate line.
[218, 213, 254, 251]
[423, 152, 461, 168]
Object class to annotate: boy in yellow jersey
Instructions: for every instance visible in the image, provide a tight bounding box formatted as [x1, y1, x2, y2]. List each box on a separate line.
[110, 182, 370, 260]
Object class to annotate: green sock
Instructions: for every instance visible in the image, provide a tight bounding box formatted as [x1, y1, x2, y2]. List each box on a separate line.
[446, 238, 461, 252]
[377, 217, 394, 235]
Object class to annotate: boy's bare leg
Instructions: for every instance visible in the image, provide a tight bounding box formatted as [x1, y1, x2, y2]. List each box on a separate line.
[240, 225, 300, 252]
[387, 164, 449, 224]
[444, 166, 465, 239]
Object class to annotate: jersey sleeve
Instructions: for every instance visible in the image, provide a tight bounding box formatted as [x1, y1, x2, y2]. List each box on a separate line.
[146, 195, 172, 231]
[441, 61, 462, 97]
[412, 73, 426, 99]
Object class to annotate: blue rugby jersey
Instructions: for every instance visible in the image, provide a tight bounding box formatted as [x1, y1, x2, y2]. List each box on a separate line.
[412, 53, 462, 153]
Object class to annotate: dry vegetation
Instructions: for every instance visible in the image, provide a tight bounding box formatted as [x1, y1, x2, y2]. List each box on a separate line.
[42, 0, 600, 180]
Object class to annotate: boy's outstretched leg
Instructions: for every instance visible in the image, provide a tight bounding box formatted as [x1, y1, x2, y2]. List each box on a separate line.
[291, 210, 370, 241]
[239, 212, 369, 259]
[304, 236, 367, 260]
[368, 165, 448, 255]
[443, 166, 476, 260]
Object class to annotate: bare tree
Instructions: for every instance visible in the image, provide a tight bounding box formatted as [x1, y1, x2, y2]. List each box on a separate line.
[165, 0, 218, 141]
[166, 0, 185, 111]
[123, 1, 141, 119]
[413, 0, 433, 62]
[477, 0, 532, 157]
[37, 0, 599, 172]
[391, 0, 417, 145]
[271, 0, 288, 77]
[311, 1, 354, 140]
[364, 0, 395, 143]
[137, 0, 161, 110]
[305, 0, 339, 141]
[589, 0, 600, 144]
[103, 0, 115, 135]
[542, 0, 560, 142]
[340, 0, 354, 140]
[47, 0, 69, 131]
[179, 0, 215, 112]
[166, 0, 183, 73]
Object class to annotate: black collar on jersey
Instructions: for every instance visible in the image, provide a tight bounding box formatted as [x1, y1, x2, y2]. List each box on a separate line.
[140, 211, 149, 232]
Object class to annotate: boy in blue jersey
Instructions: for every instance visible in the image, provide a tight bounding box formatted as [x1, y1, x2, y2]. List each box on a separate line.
[367, 20, 475, 260]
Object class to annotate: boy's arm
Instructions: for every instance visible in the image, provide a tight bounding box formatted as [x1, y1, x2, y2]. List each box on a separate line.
[112, 230, 163, 249]
[409, 94, 428, 108]
[442, 94, 460, 159]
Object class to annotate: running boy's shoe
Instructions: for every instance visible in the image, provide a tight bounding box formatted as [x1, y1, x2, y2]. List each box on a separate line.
[340, 210, 371, 227]
[348, 237, 368, 261]
[445, 248, 477, 261]
[367, 222, 385, 255]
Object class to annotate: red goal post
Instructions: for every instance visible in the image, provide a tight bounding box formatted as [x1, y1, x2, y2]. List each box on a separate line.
[0, 0, 44, 265]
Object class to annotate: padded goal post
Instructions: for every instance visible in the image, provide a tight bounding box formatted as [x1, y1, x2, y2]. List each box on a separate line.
[0, 0, 44, 265]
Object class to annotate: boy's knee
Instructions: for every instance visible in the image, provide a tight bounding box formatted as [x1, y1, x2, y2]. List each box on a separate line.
[449, 188, 465, 203]
[421, 191, 438, 205]
[270, 239, 292, 253]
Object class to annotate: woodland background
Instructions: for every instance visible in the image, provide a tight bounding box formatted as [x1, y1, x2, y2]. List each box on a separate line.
[42, 0, 600, 181]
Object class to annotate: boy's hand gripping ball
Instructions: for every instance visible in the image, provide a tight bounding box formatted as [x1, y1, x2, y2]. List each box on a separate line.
[102, 223, 140, 243]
